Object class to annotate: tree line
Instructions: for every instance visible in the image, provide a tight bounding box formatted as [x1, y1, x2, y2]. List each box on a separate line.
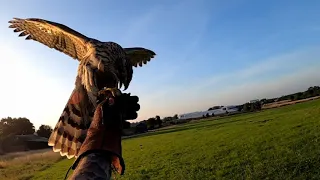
[237, 86, 320, 112]
[138, 114, 179, 130]
[0, 117, 53, 140]
[1, 85, 319, 140]
[137, 85, 320, 131]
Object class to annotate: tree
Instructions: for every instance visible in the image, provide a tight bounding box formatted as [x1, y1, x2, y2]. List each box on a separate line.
[135, 122, 148, 133]
[236, 104, 244, 112]
[315, 86, 320, 96]
[313, 86, 320, 96]
[146, 118, 156, 129]
[173, 114, 179, 119]
[306, 87, 315, 98]
[242, 103, 251, 112]
[294, 92, 303, 100]
[162, 117, 172, 123]
[36, 125, 53, 138]
[155, 115, 162, 128]
[260, 98, 267, 104]
[123, 121, 131, 129]
[253, 101, 262, 111]
[290, 95, 295, 101]
[0, 117, 35, 137]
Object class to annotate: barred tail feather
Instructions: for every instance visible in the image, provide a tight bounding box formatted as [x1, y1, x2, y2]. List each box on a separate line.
[48, 78, 94, 159]
[48, 120, 85, 159]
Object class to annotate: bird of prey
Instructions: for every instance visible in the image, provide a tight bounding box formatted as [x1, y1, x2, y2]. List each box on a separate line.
[8, 17, 156, 159]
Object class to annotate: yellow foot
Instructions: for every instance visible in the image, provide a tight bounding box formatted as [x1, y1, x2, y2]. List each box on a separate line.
[98, 87, 122, 97]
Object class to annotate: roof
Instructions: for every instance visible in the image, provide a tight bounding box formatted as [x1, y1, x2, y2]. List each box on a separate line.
[15, 135, 48, 142]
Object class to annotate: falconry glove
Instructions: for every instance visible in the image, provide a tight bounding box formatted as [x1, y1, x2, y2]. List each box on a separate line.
[71, 90, 140, 175]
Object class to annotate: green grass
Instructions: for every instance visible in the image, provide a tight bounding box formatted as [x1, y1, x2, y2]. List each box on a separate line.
[31, 99, 320, 180]
[0, 149, 63, 180]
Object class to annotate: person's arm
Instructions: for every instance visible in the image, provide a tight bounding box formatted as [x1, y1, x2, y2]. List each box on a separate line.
[69, 153, 112, 179]
[68, 92, 139, 180]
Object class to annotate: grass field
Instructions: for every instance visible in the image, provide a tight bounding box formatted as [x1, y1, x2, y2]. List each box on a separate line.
[3, 99, 320, 180]
[0, 149, 62, 180]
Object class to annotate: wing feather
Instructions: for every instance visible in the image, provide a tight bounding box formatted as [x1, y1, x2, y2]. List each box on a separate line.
[8, 17, 91, 60]
[124, 47, 156, 67]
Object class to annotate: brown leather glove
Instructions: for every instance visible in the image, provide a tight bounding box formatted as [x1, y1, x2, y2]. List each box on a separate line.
[71, 90, 140, 175]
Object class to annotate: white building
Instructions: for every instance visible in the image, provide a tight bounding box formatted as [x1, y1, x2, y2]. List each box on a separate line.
[178, 106, 240, 120]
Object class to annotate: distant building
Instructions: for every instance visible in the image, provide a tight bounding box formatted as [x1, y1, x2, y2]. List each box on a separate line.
[2, 135, 50, 153]
[15, 135, 50, 150]
[179, 105, 240, 120]
[15, 134, 48, 142]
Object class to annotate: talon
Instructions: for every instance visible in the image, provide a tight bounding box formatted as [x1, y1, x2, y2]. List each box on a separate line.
[99, 88, 122, 97]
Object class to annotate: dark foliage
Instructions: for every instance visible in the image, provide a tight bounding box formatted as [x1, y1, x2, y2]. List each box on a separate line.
[0, 117, 35, 137]
[36, 125, 53, 138]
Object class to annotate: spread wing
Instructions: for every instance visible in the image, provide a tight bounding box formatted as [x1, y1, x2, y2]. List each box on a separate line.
[124, 47, 156, 67]
[8, 17, 91, 61]
[48, 77, 94, 159]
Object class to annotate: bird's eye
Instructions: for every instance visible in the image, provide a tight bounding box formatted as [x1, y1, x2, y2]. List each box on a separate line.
[93, 68, 99, 73]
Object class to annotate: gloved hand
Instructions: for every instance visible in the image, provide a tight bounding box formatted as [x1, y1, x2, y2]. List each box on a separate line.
[71, 90, 140, 175]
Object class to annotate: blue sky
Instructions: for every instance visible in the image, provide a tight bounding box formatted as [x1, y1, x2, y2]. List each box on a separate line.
[0, 0, 320, 129]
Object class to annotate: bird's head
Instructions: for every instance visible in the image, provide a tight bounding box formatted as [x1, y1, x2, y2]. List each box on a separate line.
[79, 58, 133, 99]
[94, 61, 133, 91]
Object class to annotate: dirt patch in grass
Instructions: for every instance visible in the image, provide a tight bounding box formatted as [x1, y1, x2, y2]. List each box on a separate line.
[262, 96, 320, 109]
